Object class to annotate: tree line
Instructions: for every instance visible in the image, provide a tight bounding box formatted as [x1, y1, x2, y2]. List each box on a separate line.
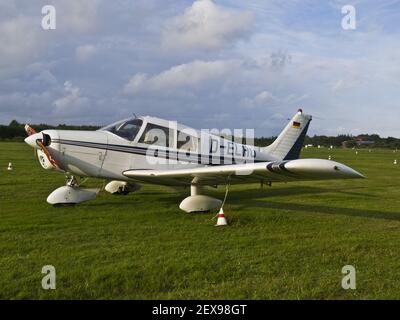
[0, 120, 100, 141]
[256, 134, 400, 149]
[1, 120, 399, 148]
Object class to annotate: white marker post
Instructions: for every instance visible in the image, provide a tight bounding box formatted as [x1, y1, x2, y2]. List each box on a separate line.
[215, 208, 228, 226]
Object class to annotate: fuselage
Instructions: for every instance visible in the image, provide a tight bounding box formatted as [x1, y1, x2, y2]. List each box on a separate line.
[29, 116, 275, 181]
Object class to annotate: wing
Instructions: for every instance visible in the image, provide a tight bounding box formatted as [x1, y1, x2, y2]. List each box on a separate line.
[122, 159, 364, 186]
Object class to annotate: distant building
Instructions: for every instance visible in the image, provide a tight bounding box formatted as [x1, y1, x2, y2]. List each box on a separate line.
[342, 135, 375, 148]
[354, 135, 375, 146]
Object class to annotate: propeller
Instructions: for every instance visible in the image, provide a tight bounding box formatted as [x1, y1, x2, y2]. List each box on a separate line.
[24, 124, 59, 168]
[24, 124, 37, 136]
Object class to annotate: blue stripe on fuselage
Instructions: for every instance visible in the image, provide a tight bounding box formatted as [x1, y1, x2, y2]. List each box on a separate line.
[53, 139, 267, 165]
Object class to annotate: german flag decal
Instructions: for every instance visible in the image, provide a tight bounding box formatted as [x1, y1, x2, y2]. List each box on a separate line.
[292, 121, 301, 129]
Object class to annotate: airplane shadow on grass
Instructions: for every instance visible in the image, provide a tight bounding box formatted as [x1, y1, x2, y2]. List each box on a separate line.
[234, 200, 400, 222]
[222, 186, 400, 222]
[87, 185, 400, 222]
[129, 185, 376, 206]
[154, 185, 400, 221]
[217, 185, 376, 200]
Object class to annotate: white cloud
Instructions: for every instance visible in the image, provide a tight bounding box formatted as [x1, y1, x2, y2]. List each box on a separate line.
[0, 0, 101, 77]
[0, 1, 18, 20]
[123, 73, 148, 95]
[0, 16, 44, 70]
[58, 0, 99, 33]
[0, 88, 57, 121]
[75, 44, 97, 62]
[2, 1, 400, 137]
[331, 77, 364, 93]
[123, 59, 241, 95]
[33, 70, 58, 86]
[162, 0, 253, 51]
[53, 81, 90, 115]
[242, 90, 277, 109]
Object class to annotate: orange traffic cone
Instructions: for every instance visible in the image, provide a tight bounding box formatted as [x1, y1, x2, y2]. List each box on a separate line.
[215, 208, 228, 226]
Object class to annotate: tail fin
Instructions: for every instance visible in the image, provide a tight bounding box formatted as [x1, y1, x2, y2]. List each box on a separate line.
[262, 109, 312, 160]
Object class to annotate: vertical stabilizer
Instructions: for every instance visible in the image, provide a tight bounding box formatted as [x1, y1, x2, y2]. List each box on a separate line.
[262, 109, 312, 160]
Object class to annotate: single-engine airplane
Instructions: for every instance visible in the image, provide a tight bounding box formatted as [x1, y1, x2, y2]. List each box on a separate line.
[24, 109, 364, 213]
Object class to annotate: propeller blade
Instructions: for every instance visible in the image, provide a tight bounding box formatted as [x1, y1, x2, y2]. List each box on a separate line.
[24, 125, 59, 169]
[24, 124, 37, 136]
[36, 139, 59, 168]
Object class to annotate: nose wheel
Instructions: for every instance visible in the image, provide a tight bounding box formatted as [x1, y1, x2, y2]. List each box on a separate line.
[66, 175, 78, 187]
[47, 175, 97, 206]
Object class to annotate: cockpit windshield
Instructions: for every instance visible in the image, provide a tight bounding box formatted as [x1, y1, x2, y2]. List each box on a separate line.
[100, 118, 143, 141]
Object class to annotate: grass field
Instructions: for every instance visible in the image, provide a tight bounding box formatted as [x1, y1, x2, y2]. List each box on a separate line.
[1, 142, 400, 299]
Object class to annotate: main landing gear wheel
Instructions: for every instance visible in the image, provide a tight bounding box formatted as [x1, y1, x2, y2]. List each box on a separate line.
[179, 185, 222, 213]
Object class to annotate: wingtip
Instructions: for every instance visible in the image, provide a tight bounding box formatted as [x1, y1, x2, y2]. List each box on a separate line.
[348, 168, 366, 179]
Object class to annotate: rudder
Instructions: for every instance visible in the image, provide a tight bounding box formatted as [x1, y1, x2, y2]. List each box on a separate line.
[262, 109, 312, 160]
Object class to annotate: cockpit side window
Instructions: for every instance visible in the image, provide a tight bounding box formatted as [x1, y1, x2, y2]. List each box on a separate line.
[177, 130, 199, 152]
[101, 119, 143, 141]
[138, 123, 170, 147]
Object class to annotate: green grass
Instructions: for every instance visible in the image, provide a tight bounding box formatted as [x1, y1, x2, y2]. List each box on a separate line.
[1, 142, 400, 299]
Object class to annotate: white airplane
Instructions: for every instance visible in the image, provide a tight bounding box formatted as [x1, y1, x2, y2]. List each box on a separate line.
[24, 109, 364, 213]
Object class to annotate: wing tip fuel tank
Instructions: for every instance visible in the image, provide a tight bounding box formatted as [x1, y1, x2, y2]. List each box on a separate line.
[283, 158, 365, 179]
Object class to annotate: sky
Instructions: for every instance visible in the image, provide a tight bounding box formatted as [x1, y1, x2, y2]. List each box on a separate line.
[1, 0, 400, 137]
